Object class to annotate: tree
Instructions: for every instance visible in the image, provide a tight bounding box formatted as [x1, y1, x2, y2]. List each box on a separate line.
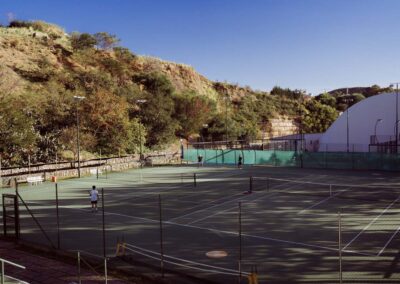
[0, 96, 38, 166]
[132, 72, 178, 147]
[316, 92, 336, 108]
[81, 89, 132, 154]
[173, 91, 216, 139]
[94, 32, 119, 50]
[70, 32, 97, 50]
[302, 100, 338, 133]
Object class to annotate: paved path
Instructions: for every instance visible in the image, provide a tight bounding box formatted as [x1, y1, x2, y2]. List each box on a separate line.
[0, 239, 132, 284]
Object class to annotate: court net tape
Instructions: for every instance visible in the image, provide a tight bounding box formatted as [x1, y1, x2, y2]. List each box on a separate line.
[251, 177, 400, 202]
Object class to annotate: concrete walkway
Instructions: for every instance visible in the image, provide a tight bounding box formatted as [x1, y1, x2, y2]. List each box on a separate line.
[0, 239, 132, 284]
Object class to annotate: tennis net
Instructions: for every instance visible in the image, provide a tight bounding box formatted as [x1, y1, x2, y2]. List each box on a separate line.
[251, 177, 400, 203]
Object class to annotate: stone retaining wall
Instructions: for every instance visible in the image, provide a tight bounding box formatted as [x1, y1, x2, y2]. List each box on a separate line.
[0, 151, 181, 187]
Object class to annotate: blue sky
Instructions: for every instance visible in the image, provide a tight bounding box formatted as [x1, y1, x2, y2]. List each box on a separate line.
[1, 0, 399, 95]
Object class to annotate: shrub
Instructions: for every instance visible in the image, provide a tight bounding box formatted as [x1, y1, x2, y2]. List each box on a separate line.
[70, 32, 97, 50]
[8, 20, 33, 28]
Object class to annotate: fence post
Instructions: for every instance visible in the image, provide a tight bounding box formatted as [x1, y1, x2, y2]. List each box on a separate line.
[158, 195, 165, 278]
[77, 251, 81, 284]
[325, 145, 328, 168]
[193, 173, 197, 187]
[249, 177, 253, 194]
[102, 188, 106, 258]
[55, 183, 60, 249]
[238, 202, 242, 284]
[338, 210, 342, 284]
[104, 257, 108, 284]
[1, 260, 4, 284]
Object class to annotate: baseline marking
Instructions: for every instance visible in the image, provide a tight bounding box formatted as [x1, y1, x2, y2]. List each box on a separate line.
[67, 206, 374, 257]
[297, 187, 352, 215]
[377, 224, 400, 256]
[343, 195, 400, 250]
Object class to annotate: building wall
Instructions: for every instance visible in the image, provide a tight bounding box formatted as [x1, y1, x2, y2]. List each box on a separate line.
[319, 92, 398, 152]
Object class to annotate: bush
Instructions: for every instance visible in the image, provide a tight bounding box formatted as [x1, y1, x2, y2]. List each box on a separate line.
[70, 32, 97, 50]
[8, 20, 33, 28]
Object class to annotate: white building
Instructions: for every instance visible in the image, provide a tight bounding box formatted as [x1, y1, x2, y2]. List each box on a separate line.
[318, 92, 399, 152]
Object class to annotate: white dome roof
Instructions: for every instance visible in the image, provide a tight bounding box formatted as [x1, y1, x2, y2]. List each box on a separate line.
[319, 92, 399, 152]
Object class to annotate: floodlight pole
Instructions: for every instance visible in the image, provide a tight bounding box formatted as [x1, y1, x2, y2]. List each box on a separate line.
[73, 96, 85, 178]
[396, 83, 399, 152]
[136, 99, 147, 160]
[390, 83, 400, 152]
[374, 119, 383, 144]
[346, 108, 350, 152]
[225, 95, 228, 146]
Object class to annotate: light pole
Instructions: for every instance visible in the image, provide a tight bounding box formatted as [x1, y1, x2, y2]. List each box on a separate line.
[374, 119, 383, 144]
[136, 99, 147, 160]
[390, 83, 399, 152]
[225, 95, 228, 146]
[73, 95, 85, 178]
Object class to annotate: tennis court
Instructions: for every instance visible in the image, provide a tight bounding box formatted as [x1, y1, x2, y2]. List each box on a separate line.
[2, 165, 400, 283]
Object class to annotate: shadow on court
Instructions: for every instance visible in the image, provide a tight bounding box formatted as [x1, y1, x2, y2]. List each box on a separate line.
[2, 165, 400, 283]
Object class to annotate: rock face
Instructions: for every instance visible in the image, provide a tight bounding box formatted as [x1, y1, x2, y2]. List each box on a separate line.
[0, 22, 302, 141]
[268, 117, 299, 139]
[132, 56, 219, 99]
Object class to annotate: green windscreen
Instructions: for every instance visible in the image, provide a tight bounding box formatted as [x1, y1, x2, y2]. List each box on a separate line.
[184, 149, 400, 171]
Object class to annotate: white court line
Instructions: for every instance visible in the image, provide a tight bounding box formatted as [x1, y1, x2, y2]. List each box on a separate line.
[168, 174, 314, 222]
[165, 221, 376, 257]
[377, 224, 400, 256]
[177, 174, 327, 225]
[187, 191, 282, 225]
[68, 206, 374, 257]
[167, 191, 253, 222]
[297, 187, 352, 215]
[343, 195, 400, 250]
[72, 207, 158, 223]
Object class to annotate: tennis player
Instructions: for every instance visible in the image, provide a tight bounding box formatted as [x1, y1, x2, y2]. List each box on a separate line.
[89, 185, 99, 212]
[238, 155, 243, 169]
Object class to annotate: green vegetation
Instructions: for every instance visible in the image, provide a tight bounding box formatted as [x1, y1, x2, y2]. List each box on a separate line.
[0, 20, 389, 166]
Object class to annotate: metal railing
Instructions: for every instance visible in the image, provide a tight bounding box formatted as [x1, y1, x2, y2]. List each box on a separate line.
[0, 257, 26, 284]
[74, 251, 108, 284]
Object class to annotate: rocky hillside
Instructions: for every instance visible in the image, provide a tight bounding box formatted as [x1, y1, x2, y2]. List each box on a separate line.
[0, 20, 385, 166]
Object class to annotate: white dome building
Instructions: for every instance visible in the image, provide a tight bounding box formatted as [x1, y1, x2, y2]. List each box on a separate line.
[318, 92, 399, 152]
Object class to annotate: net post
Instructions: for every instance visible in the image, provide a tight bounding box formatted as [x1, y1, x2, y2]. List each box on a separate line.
[77, 251, 81, 284]
[238, 201, 242, 283]
[1, 260, 4, 284]
[339, 210, 342, 283]
[194, 173, 197, 187]
[15, 178, 18, 195]
[104, 257, 108, 284]
[55, 183, 60, 249]
[2, 195, 6, 236]
[158, 194, 165, 278]
[102, 188, 106, 258]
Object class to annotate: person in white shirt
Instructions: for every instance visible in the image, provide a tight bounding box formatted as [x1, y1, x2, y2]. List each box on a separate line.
[89, 185, 99, 212]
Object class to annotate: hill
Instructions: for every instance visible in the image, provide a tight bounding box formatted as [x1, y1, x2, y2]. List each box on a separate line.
[0, 20, 386, 166]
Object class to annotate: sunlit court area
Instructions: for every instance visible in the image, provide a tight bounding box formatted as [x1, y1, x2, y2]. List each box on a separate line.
[2, 164, 400, 283]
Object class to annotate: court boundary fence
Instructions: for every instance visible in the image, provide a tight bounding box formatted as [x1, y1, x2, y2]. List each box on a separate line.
[184, 148, 400, 171]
